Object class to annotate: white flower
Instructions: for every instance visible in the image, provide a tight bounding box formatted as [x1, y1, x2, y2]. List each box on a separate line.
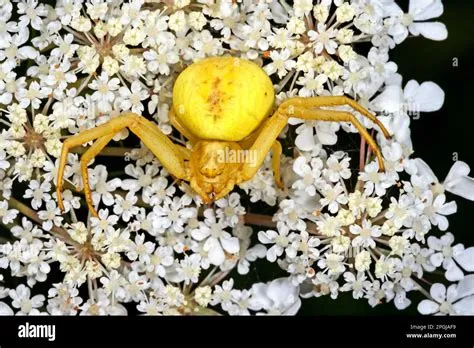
[152, 195, 196, 234]
[142, 175, 176, 207]
[384, 195, 415, 229]
[263, 49, 296, 79]
[178, 254, 201, 285]
[23, 179, 51, 210]
[211, 279, 234, 311]
[412, 158, 474, 201]
[191, 209, 239, 266]
[323, 152, 352, 182]
[293, 0, 313, 17]
[194, 286, 212, 307]
[320, 183, 348, 214]
[421, 191, 456, 231]
[121, 164, 159, 193]
[127, 234, 155, 264]
[237, 244, 267, 275]
[418, 278, 474, 315]
[292, 156, 323, 197]
[118, 81, 149, 114]
[341, 272, 370, 299]
[9, 284, 45, 315]
[350, 219, 382, 249]
[355, 250, 372, 272]
[90, 165, 122, 208]
[90, 209, 119, 234]
[0, 200, 19, 225]
[146, 246, 174, 278]
[274, 199, 307, 231]
[317, 253, 345, 276]
[192, 30, 224, 58]
[143, 45, 179, 76]
[359, 161, 394, 196]
[249, 278, 301, 315]
[17, 0, 47, 30]
[258, 222, 298, 262]
[215, 193, 245, 228]
[308, 23, 338, 55]
[89, 72, 120, 113]
[37, 200, 62, 231]
[17, 81, 50, 109]
[389, 0, 448, 43]
[428, 233, 467, 281]
[290, 113, 339, 149]
[297, 69, 328, 97]
[113, 192, 140, 222]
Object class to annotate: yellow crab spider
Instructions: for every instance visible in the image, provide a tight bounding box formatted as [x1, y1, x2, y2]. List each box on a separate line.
[56, 56, 391, 217]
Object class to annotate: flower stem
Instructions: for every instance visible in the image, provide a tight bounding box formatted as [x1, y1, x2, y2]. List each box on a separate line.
[8, 197, 73, 243]
[243, 212, 320, 235]
[70, 146, 135, 157]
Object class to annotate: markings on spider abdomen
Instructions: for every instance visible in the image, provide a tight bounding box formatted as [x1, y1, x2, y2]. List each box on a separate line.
[207, 77, 224, 120]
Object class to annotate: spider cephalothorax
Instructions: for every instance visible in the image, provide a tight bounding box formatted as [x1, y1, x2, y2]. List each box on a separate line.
[56, 56, 390, 216]
[188, 141, 245, 203]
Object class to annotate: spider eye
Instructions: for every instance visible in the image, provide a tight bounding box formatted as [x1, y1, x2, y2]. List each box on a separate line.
[200, 164, 224, 178]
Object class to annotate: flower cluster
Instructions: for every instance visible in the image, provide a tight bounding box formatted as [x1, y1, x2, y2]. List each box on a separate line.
[0, 0, 473, 316]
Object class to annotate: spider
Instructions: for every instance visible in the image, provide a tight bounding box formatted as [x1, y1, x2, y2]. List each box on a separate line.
[56, 56, 391, 217]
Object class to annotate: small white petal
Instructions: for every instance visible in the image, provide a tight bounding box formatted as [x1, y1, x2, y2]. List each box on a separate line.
[410, 22, 448, 41]
[430, 283, 446, 302]
[0, 302, 13, 315]
[455, 275, 474, 300]
[418, 299, 439, 315]
[410, 0, 444, 21]
[191, 228, 210, 242]
[445, 262, 464, 282]
[438, 201, 457, 215]
[453, 296, 474, 315]
[404, 81, 445, 112]
[295, 126, 316, 151]
[220, 236, 239, 254]
[204, 238, 225, 266]
[371, 85, 404, 113]
[445, 161, 471, 182]
[454, 247, 474, 272]
[413, 158, 438, 183]
[430, 252, 443, 267]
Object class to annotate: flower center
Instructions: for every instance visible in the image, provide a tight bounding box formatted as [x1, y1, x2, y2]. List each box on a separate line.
[402, 14, 414, 26]
[442, 246, 453, 258]
[439, 301, 453, 314]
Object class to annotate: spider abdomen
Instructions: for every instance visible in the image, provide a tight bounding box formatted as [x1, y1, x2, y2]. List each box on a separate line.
[172, 56, 275, 141]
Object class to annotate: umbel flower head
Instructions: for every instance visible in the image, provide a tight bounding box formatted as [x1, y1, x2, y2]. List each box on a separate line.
[0, 0, 473, 316]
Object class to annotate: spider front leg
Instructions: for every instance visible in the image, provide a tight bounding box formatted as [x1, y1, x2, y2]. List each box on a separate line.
[240, 96, 391, 182]
[56, 112, 187, 217]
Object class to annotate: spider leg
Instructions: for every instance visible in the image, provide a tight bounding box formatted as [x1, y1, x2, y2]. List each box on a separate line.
[290, 108, 386, 171]
[240, 98, 390, 182]
[57, 115, 136, 212]
[80, 133, 116, 217]
[239, 125, 283, 188]
[169, 108, 198, 144]
[271, 140, 283, 189]
[56, 113, 187, 215]
[280, 96, 391, 139]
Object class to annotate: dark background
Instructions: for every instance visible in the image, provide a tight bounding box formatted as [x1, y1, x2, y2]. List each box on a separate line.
[298, 0, 474, 315]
